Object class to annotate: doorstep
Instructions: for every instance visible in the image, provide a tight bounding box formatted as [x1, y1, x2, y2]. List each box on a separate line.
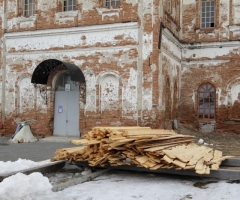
[39, 136, 80, 143]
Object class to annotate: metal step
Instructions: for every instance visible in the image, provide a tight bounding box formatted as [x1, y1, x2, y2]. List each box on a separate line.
[221, 158, 240, 167]
[76, 158, 240, 180]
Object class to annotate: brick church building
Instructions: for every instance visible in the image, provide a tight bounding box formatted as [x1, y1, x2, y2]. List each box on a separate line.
[0, 0, 240, 136]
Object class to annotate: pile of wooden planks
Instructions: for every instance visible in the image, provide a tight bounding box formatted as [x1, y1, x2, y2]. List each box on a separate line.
[51, 126, 233, 174]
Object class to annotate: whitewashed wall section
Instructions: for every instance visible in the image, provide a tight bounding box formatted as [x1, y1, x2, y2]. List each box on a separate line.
[84, 69, 97, 113]
[5, 23, 138, 52]
[182, 43, 236, 61]
[181, 41, 240, 107]
[122, 68, 138, 119]
[233, 0, 240, 24]
[4, 23, 139, 118]
[100, 75, 119, 112]
[160, 30, 182, 110]
[231, 83, 240, 105]
[18, 77, 35, 115]
[5, 63, 17, 117]
[4, 47, 138, 116]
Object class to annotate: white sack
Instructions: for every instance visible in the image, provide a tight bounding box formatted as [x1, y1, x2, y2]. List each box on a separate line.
[11, 125, 38, 143]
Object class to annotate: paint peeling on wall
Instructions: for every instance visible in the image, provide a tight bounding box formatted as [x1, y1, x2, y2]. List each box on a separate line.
[100, 75, 119, 112]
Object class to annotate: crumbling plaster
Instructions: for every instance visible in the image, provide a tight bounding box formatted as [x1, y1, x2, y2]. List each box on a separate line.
[3, 20, 141, 133]
[5, 22, 138, 52]
[1, 0, 240, 135]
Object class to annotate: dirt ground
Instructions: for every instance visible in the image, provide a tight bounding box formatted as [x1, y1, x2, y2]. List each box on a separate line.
[177, 124, 240, 157]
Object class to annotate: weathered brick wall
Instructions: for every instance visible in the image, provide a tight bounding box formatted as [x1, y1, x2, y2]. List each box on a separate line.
[181, 47, 240, 131]
[179, 0, 240, 133]
[2, 0, 239, 136]
[0, 0, 195, 136]
[0, 0, 5, 134]
[0, 0, 144, 136]
[3, 23, 140, 135]
[180, 0, 240, 43]
[6, 0, 138, 32]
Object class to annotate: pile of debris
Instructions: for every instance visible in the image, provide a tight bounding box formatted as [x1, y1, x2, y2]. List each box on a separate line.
[51, 127, 232, 174]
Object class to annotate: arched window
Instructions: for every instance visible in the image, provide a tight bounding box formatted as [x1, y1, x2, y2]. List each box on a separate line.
[198, 83, 215, 119]
[172, 82, 178, 119]
[165, 77, 171, 120]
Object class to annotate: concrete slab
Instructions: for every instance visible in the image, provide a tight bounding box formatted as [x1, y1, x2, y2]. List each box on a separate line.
[0, 136, 79, 162]
[39, 136, 80, 143]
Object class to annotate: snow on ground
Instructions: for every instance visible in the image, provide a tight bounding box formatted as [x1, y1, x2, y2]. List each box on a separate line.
[0, 169, 240, 200]
[0, 159, 51, 175]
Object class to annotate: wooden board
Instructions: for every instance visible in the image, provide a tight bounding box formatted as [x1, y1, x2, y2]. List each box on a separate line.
[52, 126, 231, 175]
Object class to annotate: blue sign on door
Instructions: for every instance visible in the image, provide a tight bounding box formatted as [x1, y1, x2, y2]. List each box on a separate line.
[58, 106, 63, 113]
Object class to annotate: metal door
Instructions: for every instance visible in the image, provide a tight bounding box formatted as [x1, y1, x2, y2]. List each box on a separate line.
[53, 91, 80, 136]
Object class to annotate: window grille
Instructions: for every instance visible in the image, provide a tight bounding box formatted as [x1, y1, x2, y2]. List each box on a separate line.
[198, 83, 215, 119]
[104, 0, 120, 7]
[24, 0, 35, 17]
[63, 0, 76, 11]
[201, 0, 215, 28]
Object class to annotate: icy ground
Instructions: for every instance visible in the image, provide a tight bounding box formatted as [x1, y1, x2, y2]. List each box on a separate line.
[0, 159, 240, 200]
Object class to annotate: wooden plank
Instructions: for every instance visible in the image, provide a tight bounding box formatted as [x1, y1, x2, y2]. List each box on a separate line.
[109, 137, 127, 140]
[144, 160, 156, 168]
[162, 144, 189, 159]
[176, 146, 206, 164]
[150, 164, 163, 170]
[196, 165, 207, 174]
[208, 156, 233, 164]
[135, 156, 149, 165]
[162, 155, 174, 163]
[203, 150, 214, 162]
[175, 143, 199, 160]
[141, 140, 193, 150]
[122, 129, 176, 137]
[134, 135, 194, 143]
[195, 157, 205, 171]
[172, 159, 186, 169]
[144, 144, 179, 152]
[188, 147, 212, 166]
[71, 139, 89, 145]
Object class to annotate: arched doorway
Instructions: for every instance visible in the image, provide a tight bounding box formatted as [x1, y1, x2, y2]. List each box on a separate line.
[53, 72, 80, 136]
[31, 59, 85, 136]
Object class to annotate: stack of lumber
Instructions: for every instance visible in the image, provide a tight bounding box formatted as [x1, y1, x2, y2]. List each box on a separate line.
[51, 126, 232, 174]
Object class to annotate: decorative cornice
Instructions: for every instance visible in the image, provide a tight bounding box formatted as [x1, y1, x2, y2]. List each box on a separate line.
[4, 22, 138, 39]
[162, 28, 183, 49]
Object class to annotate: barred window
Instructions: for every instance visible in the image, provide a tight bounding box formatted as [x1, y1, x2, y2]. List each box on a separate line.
[198, 83, 215, 119]
[63, 0, 76, 11]
[104, 0, 121, 7]
[201, 0, 215, 28]
[24, 0, 35, 17]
